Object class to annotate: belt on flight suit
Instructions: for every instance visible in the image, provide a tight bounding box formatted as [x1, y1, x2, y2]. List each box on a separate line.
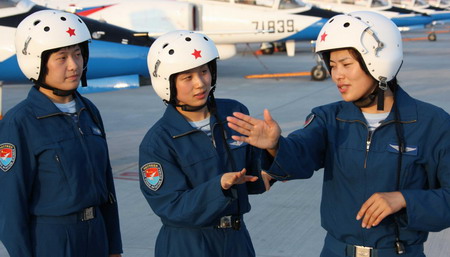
[325, 233, 424, 257]
[216, 215, 241, 230]
[32, 206, 97, 224]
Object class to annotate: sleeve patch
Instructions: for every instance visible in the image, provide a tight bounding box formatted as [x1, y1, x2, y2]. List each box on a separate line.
[0, 143, 16, 172]
[141, 162, 164, 191]
[303, 114, 315, 128]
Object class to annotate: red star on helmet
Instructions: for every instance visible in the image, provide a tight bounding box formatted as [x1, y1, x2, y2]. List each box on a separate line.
[192, 49, 202, 59]
[320, 32, 328, 42]
[66, 27, 76, 37]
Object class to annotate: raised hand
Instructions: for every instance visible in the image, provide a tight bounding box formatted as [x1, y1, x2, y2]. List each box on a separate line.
[221, 168, 258, 190]
[227, 109, 281, 151]
[356, 191, 406, 229]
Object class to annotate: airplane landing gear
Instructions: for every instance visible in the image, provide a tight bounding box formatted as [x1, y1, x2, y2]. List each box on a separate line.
[311, 65, 327, 81]
[427, 21, 437, 42]
[259, 42, 286, 55]
[428, 32, 437, 42]
[260, 42, 275, 55]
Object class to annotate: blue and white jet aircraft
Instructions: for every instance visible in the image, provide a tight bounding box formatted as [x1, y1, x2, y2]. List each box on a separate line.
[0, 0, 153, 86]
[33, 0, 347, 80]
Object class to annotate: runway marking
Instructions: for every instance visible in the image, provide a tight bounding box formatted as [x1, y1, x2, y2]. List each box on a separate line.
[114, 171, 139, 181]
[245, 71, 311, 79]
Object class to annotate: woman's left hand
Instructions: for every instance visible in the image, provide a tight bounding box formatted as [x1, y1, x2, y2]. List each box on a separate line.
[221, 168, 258, 190]
[356, 191, 406, 229]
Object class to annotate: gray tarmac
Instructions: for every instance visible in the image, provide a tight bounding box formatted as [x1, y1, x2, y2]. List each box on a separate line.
[1, 27, 450, 256]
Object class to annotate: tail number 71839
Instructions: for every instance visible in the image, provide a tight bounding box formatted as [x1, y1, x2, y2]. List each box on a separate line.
[252, 19, 295, 33]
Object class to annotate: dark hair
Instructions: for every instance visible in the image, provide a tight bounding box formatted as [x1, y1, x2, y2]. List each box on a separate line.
[347, 48, 371, 78]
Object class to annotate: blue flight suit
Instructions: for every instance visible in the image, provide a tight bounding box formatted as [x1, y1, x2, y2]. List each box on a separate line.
[139, 99, 266, 257]
[0, 87, 122, 257]
[262, 87, 450, 257]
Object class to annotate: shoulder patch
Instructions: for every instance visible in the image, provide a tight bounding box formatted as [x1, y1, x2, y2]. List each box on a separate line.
[141, 162, 164, 191]
[0, 143, 16, 172]
[303, 114, 315, 128]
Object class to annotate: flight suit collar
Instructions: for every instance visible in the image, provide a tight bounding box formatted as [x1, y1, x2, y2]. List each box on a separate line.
[162, 104, 218, 138]
[336, 86, 418, 124]
[27, 87, 86, 118]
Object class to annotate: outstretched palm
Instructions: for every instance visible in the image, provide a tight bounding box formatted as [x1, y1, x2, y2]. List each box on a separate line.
[221, 168, 258, 190]
[227, 109, 281, 150]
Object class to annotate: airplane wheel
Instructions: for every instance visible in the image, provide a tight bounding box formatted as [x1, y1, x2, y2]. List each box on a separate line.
[261, 48, 274, 55]
[428, 33, 437, 41]
[275, 42, 286, 52]
[311, 65, 327, 81]
[260, 43, 275, 55]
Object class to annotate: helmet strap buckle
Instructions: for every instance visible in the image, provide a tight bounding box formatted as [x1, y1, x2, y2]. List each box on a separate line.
[376, 77, 388, 111]
[378, 77, 388, 91]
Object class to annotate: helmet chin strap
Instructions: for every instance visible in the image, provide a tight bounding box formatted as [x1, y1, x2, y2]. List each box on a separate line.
[175, 102, 208, 112]
[353, 79, 387, 111]
[32, 79, 77, 97]
[32, 66, 88, 97]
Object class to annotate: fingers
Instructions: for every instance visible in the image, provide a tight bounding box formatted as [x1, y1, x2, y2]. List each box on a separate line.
[221, 169, 258, 190]
[369, 209, 390, 228]
[263, 109, 274, 124]
[360, 202, 385, 229]
[357, 194, 382, 229]
[245, 176, 259, 182]
[232, 112, 258, 124]
[238, 168, 258, 183]
[238, 168, 247, 177]
[231, 135, 249, 143]
[356, 197, 372, 221]
[356, 192, 405, 229]
[227, 116, 254, 131]
[264, 109, 281, 129]
[261, 171, 273, 191]
[227, 119, 252, 137]
[229, 110, 276, 129]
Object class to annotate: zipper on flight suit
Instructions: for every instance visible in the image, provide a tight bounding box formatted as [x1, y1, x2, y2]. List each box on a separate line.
[364, 130, 372, 169]
[363, 120, 398, 168]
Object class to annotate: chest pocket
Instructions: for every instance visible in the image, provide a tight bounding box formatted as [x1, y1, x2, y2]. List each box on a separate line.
[179, 148, 218, 187]
[35, 143, 70, 190]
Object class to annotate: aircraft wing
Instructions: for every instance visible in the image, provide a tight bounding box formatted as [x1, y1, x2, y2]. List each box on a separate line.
[30, 0, 344, 59]
[0, 0, 152, 87]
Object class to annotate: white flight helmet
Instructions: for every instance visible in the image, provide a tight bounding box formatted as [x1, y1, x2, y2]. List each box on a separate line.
[315, 11, 403, 83]
[15, 10, 91, 81]
[147, 30, 219, 102]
